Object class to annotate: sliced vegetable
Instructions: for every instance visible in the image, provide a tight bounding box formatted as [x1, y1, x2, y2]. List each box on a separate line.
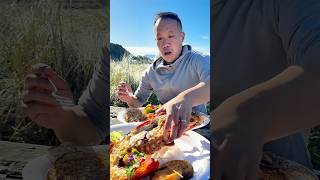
[126, 164, 135, 177]
[143, 104, 161, 114]
[134, 120, 151, 131]
[110, 131, 123, 143]
[131, 158, 159, 180]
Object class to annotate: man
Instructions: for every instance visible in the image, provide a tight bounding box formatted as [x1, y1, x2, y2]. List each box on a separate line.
[22, 48, 109, 146]
[212, 0, 320, 179]
[116, 12, 210, 142]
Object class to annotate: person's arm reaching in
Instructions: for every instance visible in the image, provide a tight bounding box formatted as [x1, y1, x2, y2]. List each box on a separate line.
[213, 66, 320, 180]
[213, 1, 320, 179]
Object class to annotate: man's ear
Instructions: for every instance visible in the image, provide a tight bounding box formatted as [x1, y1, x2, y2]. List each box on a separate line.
[180, 32, 185, 42]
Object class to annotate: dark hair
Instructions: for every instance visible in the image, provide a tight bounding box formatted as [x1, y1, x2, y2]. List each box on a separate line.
[154, 12, 182, 31]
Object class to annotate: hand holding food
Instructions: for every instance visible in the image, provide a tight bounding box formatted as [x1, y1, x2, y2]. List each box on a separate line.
[116, 82, 134, 103]
[157, 96, 193, 143]
[22, 63, 74, 130]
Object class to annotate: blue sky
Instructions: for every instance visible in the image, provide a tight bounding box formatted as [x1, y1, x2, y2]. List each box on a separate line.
[110, 0, 210, 56]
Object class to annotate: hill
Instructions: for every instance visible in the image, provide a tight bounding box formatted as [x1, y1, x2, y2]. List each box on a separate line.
[110, 42, 153, 63]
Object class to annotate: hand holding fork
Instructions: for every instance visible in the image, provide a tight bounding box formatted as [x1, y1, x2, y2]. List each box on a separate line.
[22, 63, 75, 129]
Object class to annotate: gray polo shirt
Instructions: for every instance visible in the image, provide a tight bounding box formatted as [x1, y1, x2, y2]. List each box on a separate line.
[213, 0, 320, 168]
[134, 45, 210, 114]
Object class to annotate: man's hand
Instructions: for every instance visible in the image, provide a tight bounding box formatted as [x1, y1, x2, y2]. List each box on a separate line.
[212, 134, 263, 180]
[212, 121, 264, 180]
[22, 63, 100, 145]
[212, 99, 265, 180]
[157, 81, 210, 143]
[116, 82, 134, 103]
[158, 94, 192, 143]
[22, 64, 74, 130]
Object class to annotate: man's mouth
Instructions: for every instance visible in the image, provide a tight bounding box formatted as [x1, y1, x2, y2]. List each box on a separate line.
[164, 51, 172, 56]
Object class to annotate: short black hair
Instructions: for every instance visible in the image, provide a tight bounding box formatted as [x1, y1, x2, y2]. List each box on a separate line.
[154, 12, 182, 31]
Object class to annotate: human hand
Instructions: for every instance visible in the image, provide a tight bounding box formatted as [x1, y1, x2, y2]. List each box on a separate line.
[22, 63, 74, 130]
[116, 82, 134, 103]
[212, 102, 264, 180]
[157, 94, 193, 143]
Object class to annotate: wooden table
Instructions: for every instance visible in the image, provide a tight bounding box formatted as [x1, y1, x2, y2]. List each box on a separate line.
[0, 141, 50, 179]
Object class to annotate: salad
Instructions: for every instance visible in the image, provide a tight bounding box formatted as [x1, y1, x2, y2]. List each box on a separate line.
[110, 131, 160, 180]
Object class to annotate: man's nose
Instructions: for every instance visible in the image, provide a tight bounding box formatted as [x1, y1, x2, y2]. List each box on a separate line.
[162, 39, 170, 47]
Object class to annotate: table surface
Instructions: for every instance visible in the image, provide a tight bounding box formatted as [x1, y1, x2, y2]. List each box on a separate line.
[0, 106, 210, 179]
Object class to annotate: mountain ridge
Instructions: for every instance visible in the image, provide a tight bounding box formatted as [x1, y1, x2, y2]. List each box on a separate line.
[110, 42, 153, 63]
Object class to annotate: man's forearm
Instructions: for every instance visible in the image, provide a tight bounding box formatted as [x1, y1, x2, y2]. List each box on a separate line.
[180, 81, 210, 106]
[214, 66, 320, 143]
[53, 106, 101, 145]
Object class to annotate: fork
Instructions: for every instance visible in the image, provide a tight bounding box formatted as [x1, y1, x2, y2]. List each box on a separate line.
[48, 79, 74, 107]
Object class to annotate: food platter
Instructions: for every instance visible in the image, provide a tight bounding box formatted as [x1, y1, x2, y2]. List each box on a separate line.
[110, 123, 210, 180]
[117, 109, 210, 130]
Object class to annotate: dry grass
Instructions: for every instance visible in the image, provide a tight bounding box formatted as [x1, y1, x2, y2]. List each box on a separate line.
[0, 0, 108, 145]
[110, 55, 159, 107]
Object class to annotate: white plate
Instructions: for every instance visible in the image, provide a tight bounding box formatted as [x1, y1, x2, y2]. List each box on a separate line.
[117, 110, 210, 130]
[111, 123, 210, 180]
[22, 155, 50, 180]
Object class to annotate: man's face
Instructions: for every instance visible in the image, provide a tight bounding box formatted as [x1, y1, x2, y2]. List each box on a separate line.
[154, 18, 185, 64]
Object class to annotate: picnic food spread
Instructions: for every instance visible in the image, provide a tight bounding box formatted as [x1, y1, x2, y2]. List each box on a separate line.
[110, 114, 194, 180]
[124, 104, 205, 130]
[124, 104, 161, 122]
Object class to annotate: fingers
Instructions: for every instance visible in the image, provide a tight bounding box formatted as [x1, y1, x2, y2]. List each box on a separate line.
[31, 63, 50, 71]
[169, 110, 179, 142]
[43, 68, 69, 91]
[166, 105, 180, 142]
[21, 102, 59, 128]
[163, 103, 193, 141]
[163, 113, 173, 142]
[116, 82, 133, 97]
[31, 63, 50, 78]
[163, 104, 178, 142]
[29, 64, 73, 99]
[31, 64, 70, 92]
[116, 85, 132, 103]
[176, 109, 189, 138]
[117, 88, 128, 95]
[24, 74, 55, 93]
[22, 90, 58, 106]
[155, 106, 166, 114]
